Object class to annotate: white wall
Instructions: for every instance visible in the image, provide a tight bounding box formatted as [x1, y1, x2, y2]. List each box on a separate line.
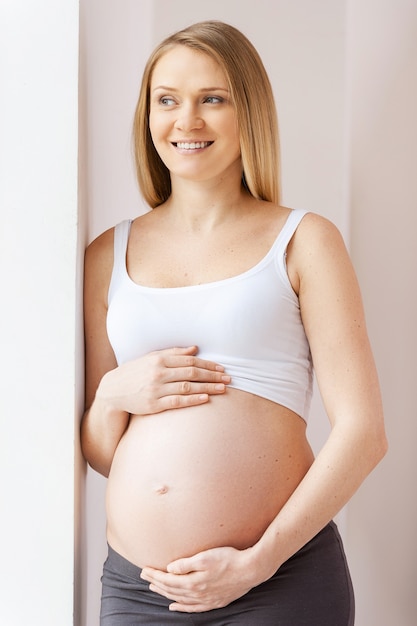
[81, 2, 417, 623]
[0, 2, 80, 625]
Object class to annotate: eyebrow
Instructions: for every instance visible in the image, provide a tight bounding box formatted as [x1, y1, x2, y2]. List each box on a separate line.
[152, 86, 230, 93]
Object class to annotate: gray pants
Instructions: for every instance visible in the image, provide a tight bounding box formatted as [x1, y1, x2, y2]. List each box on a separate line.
[100, 521, 354, 625]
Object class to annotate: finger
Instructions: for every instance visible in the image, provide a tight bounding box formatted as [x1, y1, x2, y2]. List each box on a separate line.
[161, 381, 228, 397]
[158, 345, 198, 358]
[164, 366, 231, 385]
[157, 393, 210, 411]
[140, 568, 199, 596]
[164, 353, 227, 374]
[168, 345, 199, 354]
[150, 583, 202, 603]
[167, 556, 199, 575]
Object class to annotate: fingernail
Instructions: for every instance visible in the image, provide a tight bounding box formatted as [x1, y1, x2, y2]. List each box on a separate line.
[222, 375, 231, 382]
[215, 383, 225, 391]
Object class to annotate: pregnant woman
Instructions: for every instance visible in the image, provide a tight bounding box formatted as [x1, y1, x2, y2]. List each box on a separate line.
[81, 20, 387, 625]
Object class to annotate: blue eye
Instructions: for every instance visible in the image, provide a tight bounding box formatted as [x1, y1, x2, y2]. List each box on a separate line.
[160, 96, 175, 106]
[204, 96, 223, 104]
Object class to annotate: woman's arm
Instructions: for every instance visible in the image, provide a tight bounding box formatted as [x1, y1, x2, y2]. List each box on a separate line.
[81, 228, 231, 477]
[247, 213, 388, 573]
[246, 214, 388, 574]
[140, 213, 388, 612]
[81, 227, 127, 477]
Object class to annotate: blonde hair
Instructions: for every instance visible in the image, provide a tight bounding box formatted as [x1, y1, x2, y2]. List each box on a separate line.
[133, 20, 281, 207]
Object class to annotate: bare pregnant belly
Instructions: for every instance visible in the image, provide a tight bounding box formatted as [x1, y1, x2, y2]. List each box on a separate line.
[106, 389, 314, 569]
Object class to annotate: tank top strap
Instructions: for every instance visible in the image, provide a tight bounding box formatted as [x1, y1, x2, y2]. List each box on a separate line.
[108, 219, 133, 305]
[278, 209, 309, 250]
[273, 209, 309, 284]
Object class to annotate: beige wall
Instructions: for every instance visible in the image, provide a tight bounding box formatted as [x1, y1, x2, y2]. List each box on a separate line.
[346, 1, 417, 624]
[79, 1, 417, 624]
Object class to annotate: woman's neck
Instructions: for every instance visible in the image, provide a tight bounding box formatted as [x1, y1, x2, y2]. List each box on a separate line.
[163, 177, 253, 233]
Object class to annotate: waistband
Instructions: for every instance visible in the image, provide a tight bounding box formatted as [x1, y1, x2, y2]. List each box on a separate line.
[105, 521, 340, 579]
[106, 544, 143, 580]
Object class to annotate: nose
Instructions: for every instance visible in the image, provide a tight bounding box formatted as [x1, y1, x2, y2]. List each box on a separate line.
[174, 103, 204, 133]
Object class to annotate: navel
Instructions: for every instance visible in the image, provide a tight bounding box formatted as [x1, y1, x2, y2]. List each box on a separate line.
[154, 484, 169, 495]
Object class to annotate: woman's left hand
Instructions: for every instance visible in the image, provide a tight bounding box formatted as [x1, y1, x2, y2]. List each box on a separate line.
[140, 546, 261, 613]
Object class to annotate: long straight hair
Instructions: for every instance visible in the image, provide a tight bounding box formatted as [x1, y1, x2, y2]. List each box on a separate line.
[133, 21, 281, 208]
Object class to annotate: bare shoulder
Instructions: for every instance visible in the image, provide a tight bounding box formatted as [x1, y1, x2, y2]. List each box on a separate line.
[292, 211, 349, 268]
[294, 211, 346, 249]
[285, 211, 353, 296]
[85, 226, 114, 265]
[84, 226, 115, 291]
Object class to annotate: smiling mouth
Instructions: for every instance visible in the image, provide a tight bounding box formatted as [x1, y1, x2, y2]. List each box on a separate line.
[174, 141, 213, 150]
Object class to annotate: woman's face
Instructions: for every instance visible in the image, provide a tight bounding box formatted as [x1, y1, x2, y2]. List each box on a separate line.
[149, 46, 241, 186]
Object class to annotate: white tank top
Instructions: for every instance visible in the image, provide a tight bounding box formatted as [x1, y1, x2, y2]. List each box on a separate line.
[107, 209, 313, 421]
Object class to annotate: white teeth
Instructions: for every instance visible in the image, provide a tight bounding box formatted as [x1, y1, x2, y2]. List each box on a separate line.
[176, 141, 210, 150]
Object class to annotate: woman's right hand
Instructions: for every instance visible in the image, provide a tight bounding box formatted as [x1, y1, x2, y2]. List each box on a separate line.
[96, 346, 231, 416]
